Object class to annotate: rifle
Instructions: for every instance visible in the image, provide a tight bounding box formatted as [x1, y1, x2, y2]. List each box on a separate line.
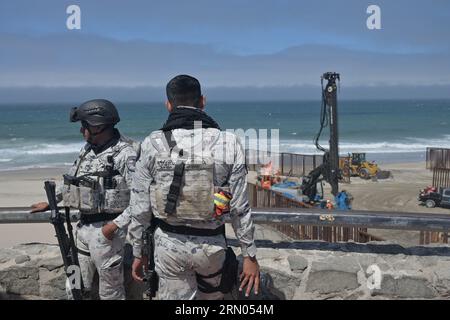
[142, 221, 158, 300]
[63, 173, 96, 189]
[44, 181, 84, 300]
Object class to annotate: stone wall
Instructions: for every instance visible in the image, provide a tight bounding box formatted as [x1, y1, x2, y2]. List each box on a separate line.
[1, 241, 450, 300]
[0, 243, 144, 300]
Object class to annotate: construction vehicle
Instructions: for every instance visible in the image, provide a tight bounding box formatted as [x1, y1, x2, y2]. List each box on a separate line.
[339, 153, 392, 180]
[418, 186, 450, 209]
[285, 72, 352, 210]
[300, 72, 348, 206]
[339, 153, 379, 180]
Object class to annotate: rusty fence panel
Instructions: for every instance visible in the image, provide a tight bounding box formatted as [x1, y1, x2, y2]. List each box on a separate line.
[245, 149, 323, 177]
[247, 183, 370, 243]
[432, 168, 450, 189]
[427, 147, 450, 170]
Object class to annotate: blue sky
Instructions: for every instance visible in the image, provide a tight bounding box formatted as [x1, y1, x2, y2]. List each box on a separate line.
[0, 0, 450, 100]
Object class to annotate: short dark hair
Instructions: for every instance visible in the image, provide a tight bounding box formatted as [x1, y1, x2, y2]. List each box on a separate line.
[166, 75, 202, 108]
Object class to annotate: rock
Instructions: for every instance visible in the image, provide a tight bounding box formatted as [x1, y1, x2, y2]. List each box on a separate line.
[287, 255, 308, 272]
[0, 266, 40, 296]
[433, 261, 450, 280]
[373, 275, 436, 299]
[252, 248, 282, 261]
[306, 270, 359, 295]
[312, 256, 361, 273]
[344, 290, 366, 300]
[15, 255, 30, 264]
[39, 268, 67, 300]
[15, 243, 60, 255]
[12, 243, 46, 255]
[417, 256, 439, 268]
[260, 266, 301, 300]
[306, 258, 360, 294]
[0, 249, 19, 264]
[37, 256, 64, 271]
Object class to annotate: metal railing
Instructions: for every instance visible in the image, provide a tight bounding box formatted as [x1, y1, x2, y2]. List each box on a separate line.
[2, 202, 448, 245]
[2, 206, 450, 231]
[247, 183, 449, 245]
[248, 184, 377, 243]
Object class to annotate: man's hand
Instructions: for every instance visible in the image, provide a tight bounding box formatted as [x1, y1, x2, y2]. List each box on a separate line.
[239, 256, 260, 297]
[101, 222, 119, 241]
[131, 256, 148, 282]
[30, 202, 49, 213]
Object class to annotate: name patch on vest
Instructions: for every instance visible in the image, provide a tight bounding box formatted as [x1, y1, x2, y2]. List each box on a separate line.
[156, 159, 176, 170]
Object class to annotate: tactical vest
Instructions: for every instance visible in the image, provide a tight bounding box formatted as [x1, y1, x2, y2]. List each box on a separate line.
[150, 130, 223, 223]
[62, 137, 135, 214]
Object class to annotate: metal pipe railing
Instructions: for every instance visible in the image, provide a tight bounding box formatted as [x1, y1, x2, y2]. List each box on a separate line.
[0, 207, 78, 224]
[1, 207, 450, 233]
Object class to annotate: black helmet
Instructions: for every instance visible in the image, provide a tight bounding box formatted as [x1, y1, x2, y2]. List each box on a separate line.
[70, 99, 120, 126]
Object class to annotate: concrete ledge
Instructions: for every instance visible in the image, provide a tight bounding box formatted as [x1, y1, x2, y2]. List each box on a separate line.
[1, 241, 450, 300]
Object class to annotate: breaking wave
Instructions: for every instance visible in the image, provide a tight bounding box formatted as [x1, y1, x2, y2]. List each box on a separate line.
[0, 142, 83, 157]
[244, 136, 450, 155]
[280, 139, 450, 154]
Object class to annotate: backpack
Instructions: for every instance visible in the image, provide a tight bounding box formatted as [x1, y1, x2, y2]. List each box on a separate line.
[150, 130, 217, 222]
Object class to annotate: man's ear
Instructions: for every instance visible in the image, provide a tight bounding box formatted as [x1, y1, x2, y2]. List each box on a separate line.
[199, 95, 206, 110]
[165, 100, 173, 113]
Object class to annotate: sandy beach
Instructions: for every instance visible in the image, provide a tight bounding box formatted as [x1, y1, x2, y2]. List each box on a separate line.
[0, 162, 448, 248]
[326, 162, 450, 245]
[0, 167, 67, 248]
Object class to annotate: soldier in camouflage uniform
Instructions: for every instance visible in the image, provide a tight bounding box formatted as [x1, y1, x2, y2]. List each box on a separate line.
[129, 75, 260, 300]
[31, 99, 138, 300]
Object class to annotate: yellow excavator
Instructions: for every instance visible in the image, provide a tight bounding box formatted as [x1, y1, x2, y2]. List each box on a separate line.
[339, 153, 380, 180]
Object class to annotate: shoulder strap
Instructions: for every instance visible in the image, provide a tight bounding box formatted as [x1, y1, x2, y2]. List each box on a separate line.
[163, 130, 185, 215]
[164, 131, 177, 151]
[74, 146, 92, 176]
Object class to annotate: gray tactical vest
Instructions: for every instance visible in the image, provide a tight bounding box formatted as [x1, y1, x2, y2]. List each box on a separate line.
[150, 131, 219, 223]
[62, 135, 137, 214]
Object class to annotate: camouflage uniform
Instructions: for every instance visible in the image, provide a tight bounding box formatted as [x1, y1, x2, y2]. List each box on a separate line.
[128, 125, 256, 300]
[58, 130, 138, 300]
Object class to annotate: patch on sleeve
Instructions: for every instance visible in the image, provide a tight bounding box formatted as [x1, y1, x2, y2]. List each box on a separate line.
[126, 156, 137, 172]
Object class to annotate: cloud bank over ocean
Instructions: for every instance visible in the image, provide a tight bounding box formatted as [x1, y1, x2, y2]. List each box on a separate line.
[0, 0, 449, 102]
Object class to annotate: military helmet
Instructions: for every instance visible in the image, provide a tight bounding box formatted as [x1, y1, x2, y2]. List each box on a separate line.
[70, 99, 120, 126]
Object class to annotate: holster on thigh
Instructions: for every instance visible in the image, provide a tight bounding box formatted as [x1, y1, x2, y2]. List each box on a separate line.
[196, 247, 238, 294]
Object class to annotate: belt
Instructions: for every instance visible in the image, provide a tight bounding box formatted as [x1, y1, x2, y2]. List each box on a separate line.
[80, 212, 121, 225]
[154, 218, 225, 237]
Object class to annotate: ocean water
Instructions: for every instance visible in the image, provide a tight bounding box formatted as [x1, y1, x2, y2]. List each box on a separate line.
[0, 99, 449, 171]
